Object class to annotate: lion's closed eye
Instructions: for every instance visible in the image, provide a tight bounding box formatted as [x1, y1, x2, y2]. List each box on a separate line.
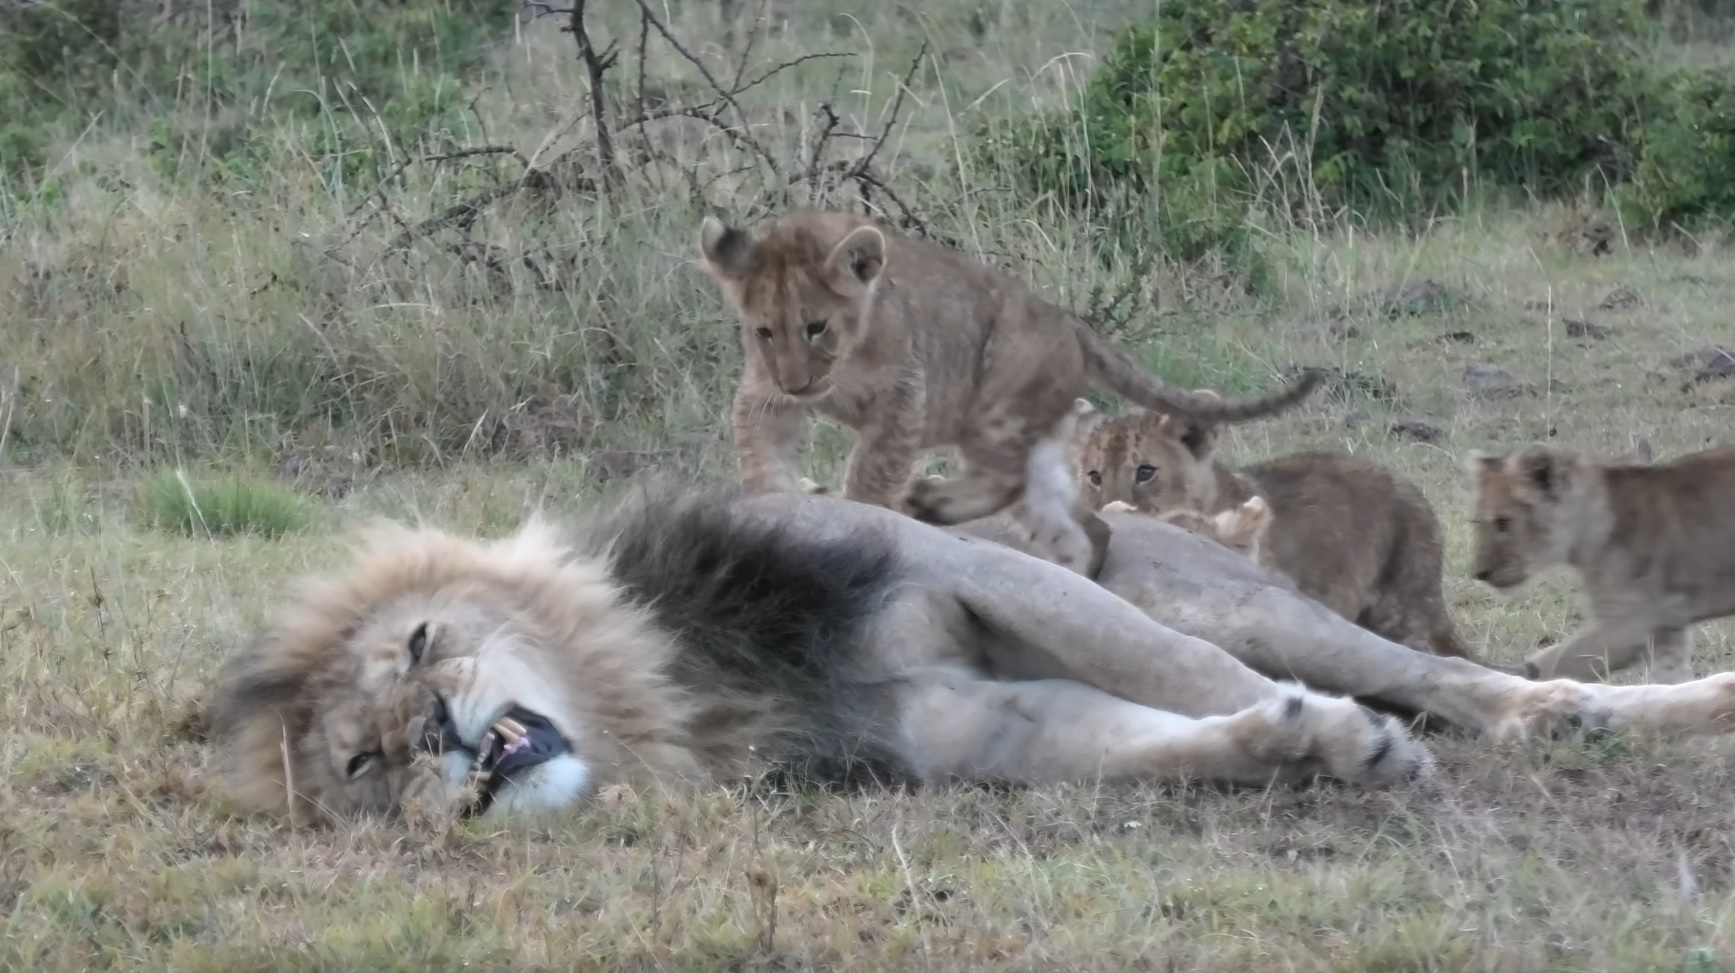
[346, 751, 380, 780]
[407, 621, 435, 664]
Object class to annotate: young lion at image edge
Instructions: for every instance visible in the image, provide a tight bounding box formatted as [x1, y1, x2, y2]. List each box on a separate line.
[1469, 440, 1735, 684]
[697, 208, 1322, 577]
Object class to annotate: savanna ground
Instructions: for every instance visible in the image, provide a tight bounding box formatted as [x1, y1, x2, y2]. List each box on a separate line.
[5, 1, 1735, 969]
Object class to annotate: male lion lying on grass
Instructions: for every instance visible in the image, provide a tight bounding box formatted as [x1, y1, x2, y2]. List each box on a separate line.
[208, 482, 1735, 825]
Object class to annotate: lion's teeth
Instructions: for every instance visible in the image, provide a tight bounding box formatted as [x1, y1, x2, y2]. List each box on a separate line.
[496, 717, 527, 741]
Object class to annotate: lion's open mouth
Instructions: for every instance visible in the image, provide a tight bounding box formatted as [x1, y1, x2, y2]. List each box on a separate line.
[461, 706, 570, 817]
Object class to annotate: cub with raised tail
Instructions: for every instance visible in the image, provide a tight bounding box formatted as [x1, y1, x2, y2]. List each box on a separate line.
[698, 208, 1321, 576]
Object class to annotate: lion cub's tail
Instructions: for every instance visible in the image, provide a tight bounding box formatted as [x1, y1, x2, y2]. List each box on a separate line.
[1077, 328, 1323, 422]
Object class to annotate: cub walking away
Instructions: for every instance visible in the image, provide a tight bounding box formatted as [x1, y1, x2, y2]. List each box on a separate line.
[1074, 402, 1476, 659]
[1469, 441, 1735, 683]
[697, 208, 1321, 577]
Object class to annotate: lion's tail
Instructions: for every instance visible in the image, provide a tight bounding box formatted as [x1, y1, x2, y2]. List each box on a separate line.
[1077, 326, 1323, 423]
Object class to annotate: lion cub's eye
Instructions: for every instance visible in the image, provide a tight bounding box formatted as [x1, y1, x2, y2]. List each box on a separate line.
[804, 320, 828, 341]
[1087, 470, 1102, 487]
[754, 327, 774, 341]
[346, 752, 379, 780]
[1134, 464, 1158, 484]
[407, 621, 432, 664]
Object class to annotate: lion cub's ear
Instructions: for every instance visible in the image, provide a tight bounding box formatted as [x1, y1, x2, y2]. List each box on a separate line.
[823, 225, 887, 299]
[1158, 413, 1219, 459]
[1464, 450, 1505, 479]
[1629, 435, 1653, 465]
[1512, 443, 1572, 497]
[1067, 397, 1107, 443]
[700, 215, 758, 278]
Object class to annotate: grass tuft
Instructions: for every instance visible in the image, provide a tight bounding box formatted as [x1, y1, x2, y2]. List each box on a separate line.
[138, 468, 318, 539]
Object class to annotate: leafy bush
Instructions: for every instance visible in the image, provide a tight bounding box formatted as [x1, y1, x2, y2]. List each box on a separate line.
[986, 0, 1656, 255]
[1616, 68, 1735, 236]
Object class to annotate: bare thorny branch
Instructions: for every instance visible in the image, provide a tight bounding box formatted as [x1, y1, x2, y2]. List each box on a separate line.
[345, 1, 934, 279]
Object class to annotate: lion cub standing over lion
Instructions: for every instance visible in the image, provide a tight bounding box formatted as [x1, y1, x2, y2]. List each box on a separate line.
[1470, 441, 1735, 684]
[1074, 401, 1475, 659]
[697, 208, 1322, 576]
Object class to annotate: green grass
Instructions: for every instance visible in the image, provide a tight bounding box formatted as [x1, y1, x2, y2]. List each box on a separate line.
[138, 468, 318, 539]
[5, 0, 1735, 969]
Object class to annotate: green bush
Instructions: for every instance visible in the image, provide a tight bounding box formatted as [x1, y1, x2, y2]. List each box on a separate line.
[986, 0, 1656, 255]
[1616, 69, 1735, 236]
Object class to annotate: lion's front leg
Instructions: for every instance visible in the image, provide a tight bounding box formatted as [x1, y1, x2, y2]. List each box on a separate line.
[839, 391, 926, 511]
[1522, 614, 1664, 682]
[732, 388, 809, 494]
[1647, 626, 1694, 684]
[895, 668, 1430, 789]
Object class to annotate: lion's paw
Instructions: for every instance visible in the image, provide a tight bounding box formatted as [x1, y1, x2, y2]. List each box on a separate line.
[1486, 679, 1614, 743]
[1021, 514, 1096, 578]
[903, 475, 969, 525]
[1247, 684, 1434, 787]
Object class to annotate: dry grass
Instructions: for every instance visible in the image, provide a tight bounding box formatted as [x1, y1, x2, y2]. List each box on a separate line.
[6, 1, 1735, 969]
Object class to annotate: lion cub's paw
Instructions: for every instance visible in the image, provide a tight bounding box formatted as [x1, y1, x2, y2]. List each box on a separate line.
[1241, 684, 1434, 787]
[903, 474, 974, 524]
[1024, 516, 1098, 578]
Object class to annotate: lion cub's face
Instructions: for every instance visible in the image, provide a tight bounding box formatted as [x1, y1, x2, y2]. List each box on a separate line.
[1073, 406, 1220, 514]
[1469, 445, 1588, 589]
[699, 214, 888, 401]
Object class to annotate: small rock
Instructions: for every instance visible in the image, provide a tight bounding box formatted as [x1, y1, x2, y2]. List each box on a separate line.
[1375, 278, 1454, 317]
[1695, 354, 1735, 385]
[1287, 364, 1400, 404]
[1564, 318, 1611, 340]
[1599, 285, 1642, 310]
[584, 447, 695, 483]
[1440, 330, 1476, 344]
[1464, 363, 1521, 398]
[1389, 419, 1445, 444]
[1552, 213, 1615, 257]
[1343, 408, 1372, 429]
[1668, 346, 1735, 386]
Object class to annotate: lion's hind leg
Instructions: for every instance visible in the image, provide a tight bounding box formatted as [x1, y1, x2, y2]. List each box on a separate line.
[895, 667, 1430, 789]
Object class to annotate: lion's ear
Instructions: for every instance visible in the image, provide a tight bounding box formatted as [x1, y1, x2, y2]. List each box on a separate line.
[822, 225, 886, 299]
[1166, 415, 1217, 460]
[1068, 398, 1105, 443]
[700, 215, 757, 278]
[1514, 444, 1568, 496]
[1465, 450, 1505, 479]
[1629, 435, 1653, 464]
